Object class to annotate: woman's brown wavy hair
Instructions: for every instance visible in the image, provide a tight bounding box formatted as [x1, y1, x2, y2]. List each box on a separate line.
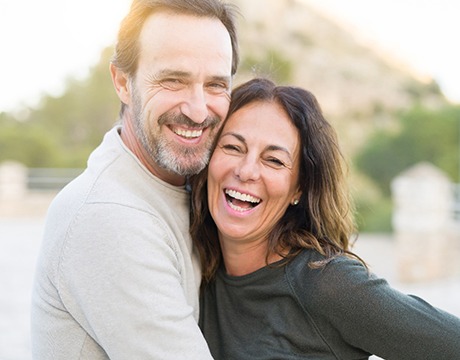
[190, 78, 361, 285]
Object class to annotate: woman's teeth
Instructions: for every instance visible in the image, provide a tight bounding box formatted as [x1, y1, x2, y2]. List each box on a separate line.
[225, 189, 261, 212]
[225, 189, 261, 204]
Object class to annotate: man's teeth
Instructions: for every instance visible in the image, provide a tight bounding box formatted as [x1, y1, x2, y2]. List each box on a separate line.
[225, 189, 261, 204]
[174, 128, 203, 138]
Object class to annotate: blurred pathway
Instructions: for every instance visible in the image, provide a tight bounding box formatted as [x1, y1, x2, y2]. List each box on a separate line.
[1, 218, 44, 360]
[0, 220, 459, 360]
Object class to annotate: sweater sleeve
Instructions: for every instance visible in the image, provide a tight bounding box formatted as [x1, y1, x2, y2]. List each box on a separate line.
[294, 256, 460, 360]
[58, 202, 213, 359]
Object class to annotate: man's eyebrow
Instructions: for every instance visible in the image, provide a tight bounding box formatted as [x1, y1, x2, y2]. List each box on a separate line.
[155, 70, 231, 83]
[209, 75, 231, 83]
[155, 69, 191, 78]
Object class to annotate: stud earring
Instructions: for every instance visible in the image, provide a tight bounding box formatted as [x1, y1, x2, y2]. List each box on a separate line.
[292, 199, 299, 205]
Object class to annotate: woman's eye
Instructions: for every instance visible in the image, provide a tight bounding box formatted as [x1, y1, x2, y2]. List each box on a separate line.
[221, 144, 241, 152]
[267, 157, 285, 167]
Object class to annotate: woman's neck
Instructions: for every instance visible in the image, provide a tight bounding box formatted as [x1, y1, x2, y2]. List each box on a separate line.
[220, 238, 284, 276]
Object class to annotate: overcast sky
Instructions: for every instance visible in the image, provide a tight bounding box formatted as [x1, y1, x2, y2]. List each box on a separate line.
[1, 0, 459, 113]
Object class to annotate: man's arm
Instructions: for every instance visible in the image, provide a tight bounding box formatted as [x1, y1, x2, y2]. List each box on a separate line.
[59, 203, 213, 359]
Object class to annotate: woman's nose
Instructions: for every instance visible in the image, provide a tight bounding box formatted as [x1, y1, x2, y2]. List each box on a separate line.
[234, 156, 260, 182]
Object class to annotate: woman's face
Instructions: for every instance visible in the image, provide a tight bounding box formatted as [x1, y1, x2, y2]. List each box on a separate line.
[207, 101, 302, 246]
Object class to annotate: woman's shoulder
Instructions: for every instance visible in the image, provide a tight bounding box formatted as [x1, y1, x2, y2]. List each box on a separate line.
[286, 248, 368, 280]
[285, 249, 378, 304]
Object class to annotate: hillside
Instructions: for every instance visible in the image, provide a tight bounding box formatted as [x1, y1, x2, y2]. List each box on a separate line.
[230, 0, 446, 154]
[0, 0, 449, 168]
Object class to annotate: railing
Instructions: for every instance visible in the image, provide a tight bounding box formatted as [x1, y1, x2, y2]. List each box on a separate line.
[27, 168, 84, 191]
[20, 170, 460, 220]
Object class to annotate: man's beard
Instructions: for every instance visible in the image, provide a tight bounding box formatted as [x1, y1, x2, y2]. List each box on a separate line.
[152, 128, 212, 176]
[132, 89, 220, 176]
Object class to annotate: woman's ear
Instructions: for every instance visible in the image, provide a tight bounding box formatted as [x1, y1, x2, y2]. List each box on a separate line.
[110, 63, 131, 105]
[291, 188, 303, 206]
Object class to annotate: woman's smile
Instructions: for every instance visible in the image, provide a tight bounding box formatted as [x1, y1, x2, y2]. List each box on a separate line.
[207, 100, 301, 244]
[224, 188, 261, 213]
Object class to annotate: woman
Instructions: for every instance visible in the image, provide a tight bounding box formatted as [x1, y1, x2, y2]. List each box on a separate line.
[190, 78, 460, 359]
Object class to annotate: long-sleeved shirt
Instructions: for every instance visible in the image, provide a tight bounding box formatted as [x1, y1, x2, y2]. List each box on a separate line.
[200, 248, 460, 359]
[31, 126, 213, 359]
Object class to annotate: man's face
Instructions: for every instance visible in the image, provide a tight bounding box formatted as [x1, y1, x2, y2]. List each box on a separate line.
[130, 12, 233, 177]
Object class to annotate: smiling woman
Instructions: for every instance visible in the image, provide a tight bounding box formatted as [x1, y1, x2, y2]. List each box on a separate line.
[207, 100, 301, 260]
[191, 76, 353, 285]
[0, 0, 130, 112]
[190, 77, 460, 360]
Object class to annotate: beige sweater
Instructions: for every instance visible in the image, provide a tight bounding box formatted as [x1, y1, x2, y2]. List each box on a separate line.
[31, 126, 213, 359]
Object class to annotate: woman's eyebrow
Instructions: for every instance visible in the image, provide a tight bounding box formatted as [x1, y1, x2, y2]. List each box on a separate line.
[266, 145, 293, 161]
[220, 132, 245, 143]
[267, 145, 291, 154]
[220, 132, 293, 160]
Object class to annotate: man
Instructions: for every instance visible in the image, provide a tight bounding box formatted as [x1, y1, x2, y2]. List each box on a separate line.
[31, 0, 239, 358]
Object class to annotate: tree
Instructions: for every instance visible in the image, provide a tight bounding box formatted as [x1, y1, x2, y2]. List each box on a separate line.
[354, 104, 460, 196]
[0, 116, 61, 167]
[1, 47, 119, 168]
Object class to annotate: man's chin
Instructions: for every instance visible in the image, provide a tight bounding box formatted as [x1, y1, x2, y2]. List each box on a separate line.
[175, 161, 208, 176]
[160, 156, 208, 176]
[156, 143, 211, 175]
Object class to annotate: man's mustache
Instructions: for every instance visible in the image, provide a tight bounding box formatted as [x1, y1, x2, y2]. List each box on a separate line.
[158, 112, 220, 129]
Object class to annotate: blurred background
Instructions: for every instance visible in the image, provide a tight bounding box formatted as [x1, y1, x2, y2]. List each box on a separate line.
[1, 0, 460, 359]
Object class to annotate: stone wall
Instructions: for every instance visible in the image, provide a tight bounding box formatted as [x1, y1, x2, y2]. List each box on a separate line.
[0, 161, 56, 218]
[391, 162, 460, 282]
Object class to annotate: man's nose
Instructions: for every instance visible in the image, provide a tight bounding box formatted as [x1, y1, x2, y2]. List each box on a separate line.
[180, 86, 208, 124]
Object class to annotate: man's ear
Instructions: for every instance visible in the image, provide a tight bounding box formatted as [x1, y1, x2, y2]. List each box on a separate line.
[110, 63, 131, 105]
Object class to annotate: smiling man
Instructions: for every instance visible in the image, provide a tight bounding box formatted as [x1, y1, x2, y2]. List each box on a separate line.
[113, 9, 235, 185]
[31, 0, 239, 359]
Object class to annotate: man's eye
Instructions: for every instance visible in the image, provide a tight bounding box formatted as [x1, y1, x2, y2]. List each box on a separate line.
[207, 82, 229, 94]
[160, 79, 184, 90]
